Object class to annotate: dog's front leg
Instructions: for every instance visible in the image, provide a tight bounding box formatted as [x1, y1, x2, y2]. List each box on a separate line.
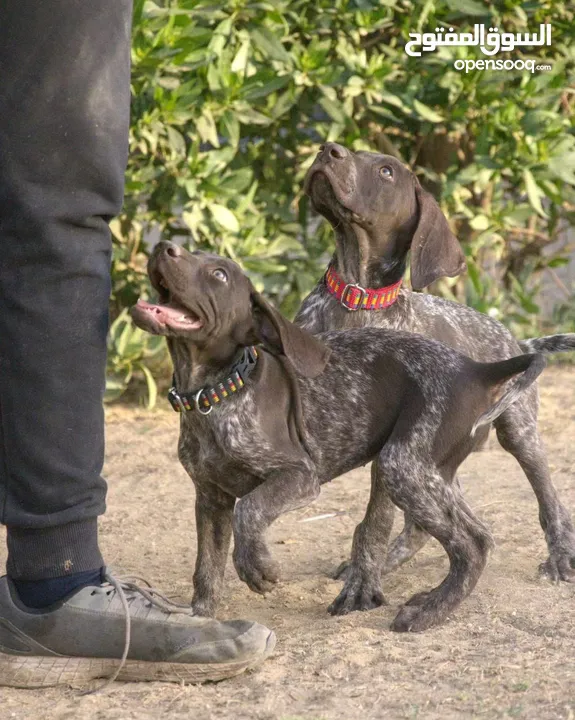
[191, 484, 235, 617]
[233, 466, 320, 595]
[328, 458, 395, 615]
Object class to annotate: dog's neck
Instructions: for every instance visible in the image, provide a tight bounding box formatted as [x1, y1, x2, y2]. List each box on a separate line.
[168, 338, 247, 392]
[332, 223, 407, 289]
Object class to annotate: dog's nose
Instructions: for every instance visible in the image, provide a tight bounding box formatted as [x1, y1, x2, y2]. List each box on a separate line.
[320, 142, 348, 160]
[157, 240, 182, 259]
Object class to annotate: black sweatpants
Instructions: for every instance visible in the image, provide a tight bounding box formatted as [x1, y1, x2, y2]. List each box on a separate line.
[0, 1, 133, 579]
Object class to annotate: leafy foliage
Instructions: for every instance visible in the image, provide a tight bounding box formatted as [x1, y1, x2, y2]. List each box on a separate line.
[106, 309, 170, 407]
[107, 0, 575, 403]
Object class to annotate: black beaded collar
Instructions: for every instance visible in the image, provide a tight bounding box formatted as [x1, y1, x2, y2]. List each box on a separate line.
[167, 346, 258, 415]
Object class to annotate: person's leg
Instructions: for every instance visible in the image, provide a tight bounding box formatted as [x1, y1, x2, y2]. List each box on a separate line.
[0, 0, 129, 596]
[0, 1, 275, 686]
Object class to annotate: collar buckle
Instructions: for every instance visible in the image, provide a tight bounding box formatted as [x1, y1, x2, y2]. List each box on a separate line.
[341, 283, 367, 311]
[167, 387, 186, 413]
[324, 264, 402, 312]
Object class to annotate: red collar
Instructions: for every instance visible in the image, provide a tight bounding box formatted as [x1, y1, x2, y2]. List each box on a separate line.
[324, 265, 402, 312]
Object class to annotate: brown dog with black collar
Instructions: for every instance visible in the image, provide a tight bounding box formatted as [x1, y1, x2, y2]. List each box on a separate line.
[131, 242, 545, 632]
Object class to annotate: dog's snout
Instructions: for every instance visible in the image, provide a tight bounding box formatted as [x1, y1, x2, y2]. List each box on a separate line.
[320, 142, 348, 161]
[157, 240, 182, 259]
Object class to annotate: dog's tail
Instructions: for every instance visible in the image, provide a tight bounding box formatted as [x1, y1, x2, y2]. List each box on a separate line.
[472, 353, 547, 436]
[519, 333, 575, 354]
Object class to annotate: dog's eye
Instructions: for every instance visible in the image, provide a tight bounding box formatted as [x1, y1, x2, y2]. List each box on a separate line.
[212, 268, 228, 282]
[379, 166, 393, 180]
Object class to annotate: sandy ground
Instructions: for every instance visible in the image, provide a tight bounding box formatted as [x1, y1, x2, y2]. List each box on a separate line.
[1, 367, 574, 720]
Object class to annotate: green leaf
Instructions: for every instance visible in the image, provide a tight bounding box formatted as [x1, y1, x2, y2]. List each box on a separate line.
[523, 169, 548, 219]
[466, 261, 483, 296]
[271, 88, 300, 119]
[234, 106, 273, 126]
[182, 209, 201, 232]
[114, 314, 133, 356]
[220, 111, 240, 148]
[548, 154, 575, 185]
[319, 96, 347, 125]
[235, 181, 259, 214]
[469, 214, 489, 231]
[125, 332, 150, 361]
[261, 235, 302, 256]
[209, 17, 233, 55]
[455, 164, 481, 185]
[133, 0, 146, 25]
[166, 126, 186, 156]
[250, 27, 292, 65]
[520, 297, 540, 315]
[144, 335, 167, 358]
[139, 363, 158, 410]
[105, 366, 132, 400]
[209, 204, 240, 233]
[195, 110, 220, 147]
[242, 75, 290, 101]
[220, 168, 253, 193]
[157, 76, 180, 91]
[379, 93, 412, 114]
[369, 106, 398, 122]
[547, 257, 569, 268]
[206, 62, 221, 92]
[444, 0, 487, 15]
[503, 206, 535, 226]
[231, 40, 250, 74]
[416, 0, 434, 31]
[412, 99, 444, 123]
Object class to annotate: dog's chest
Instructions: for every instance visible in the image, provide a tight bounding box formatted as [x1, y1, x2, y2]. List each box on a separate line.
[176, 396, 274, 497]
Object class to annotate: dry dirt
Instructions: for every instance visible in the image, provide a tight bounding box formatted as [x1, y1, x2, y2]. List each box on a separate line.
[1, 367, 574, 720]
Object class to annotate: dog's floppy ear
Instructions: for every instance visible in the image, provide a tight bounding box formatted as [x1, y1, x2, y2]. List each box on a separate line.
[410, 177, 466, 290]
[250, 289, 331, 378]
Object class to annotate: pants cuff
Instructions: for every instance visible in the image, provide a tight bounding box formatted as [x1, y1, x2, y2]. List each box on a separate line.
[6, 519, 103, 580]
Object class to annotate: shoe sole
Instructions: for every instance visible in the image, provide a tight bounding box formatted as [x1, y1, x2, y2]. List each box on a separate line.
[0, 631, 276, 688]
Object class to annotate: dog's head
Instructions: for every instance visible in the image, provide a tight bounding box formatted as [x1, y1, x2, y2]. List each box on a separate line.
[304, 142, 466, 290]
[131, 242, 330, 377]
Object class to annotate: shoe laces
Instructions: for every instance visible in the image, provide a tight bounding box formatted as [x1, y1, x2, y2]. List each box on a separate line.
[82, 568, 197, 695]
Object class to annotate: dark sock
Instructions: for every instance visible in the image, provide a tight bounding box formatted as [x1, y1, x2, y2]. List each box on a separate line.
[12, 568, 104, 609]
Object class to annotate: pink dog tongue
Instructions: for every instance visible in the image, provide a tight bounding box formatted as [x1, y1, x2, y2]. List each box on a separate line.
[136, 299, 203, 329]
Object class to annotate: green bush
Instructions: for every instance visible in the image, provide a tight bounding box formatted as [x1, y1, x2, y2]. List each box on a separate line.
[107, 0, 575, 404]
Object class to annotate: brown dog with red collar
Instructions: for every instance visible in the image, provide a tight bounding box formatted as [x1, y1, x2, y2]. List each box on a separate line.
[296, 143, 575, 589]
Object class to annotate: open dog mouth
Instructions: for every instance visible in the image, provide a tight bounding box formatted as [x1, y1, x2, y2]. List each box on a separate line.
[135, 270, 203, 331]
[135, 299, 204, 331]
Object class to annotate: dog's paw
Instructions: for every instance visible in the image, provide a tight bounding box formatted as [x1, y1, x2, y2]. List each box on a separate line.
[391, 591, 448, 632]
[390, 605, 430, 632]
[233, 543, 280, 595]
[330, 559, 352, 581]
[538, 550, 575, 583]
[191, 599, 217, 618]
[327, 571, 386, 616]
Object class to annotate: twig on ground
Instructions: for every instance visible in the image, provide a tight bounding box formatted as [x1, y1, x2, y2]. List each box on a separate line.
[298, 511, 348, 523]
